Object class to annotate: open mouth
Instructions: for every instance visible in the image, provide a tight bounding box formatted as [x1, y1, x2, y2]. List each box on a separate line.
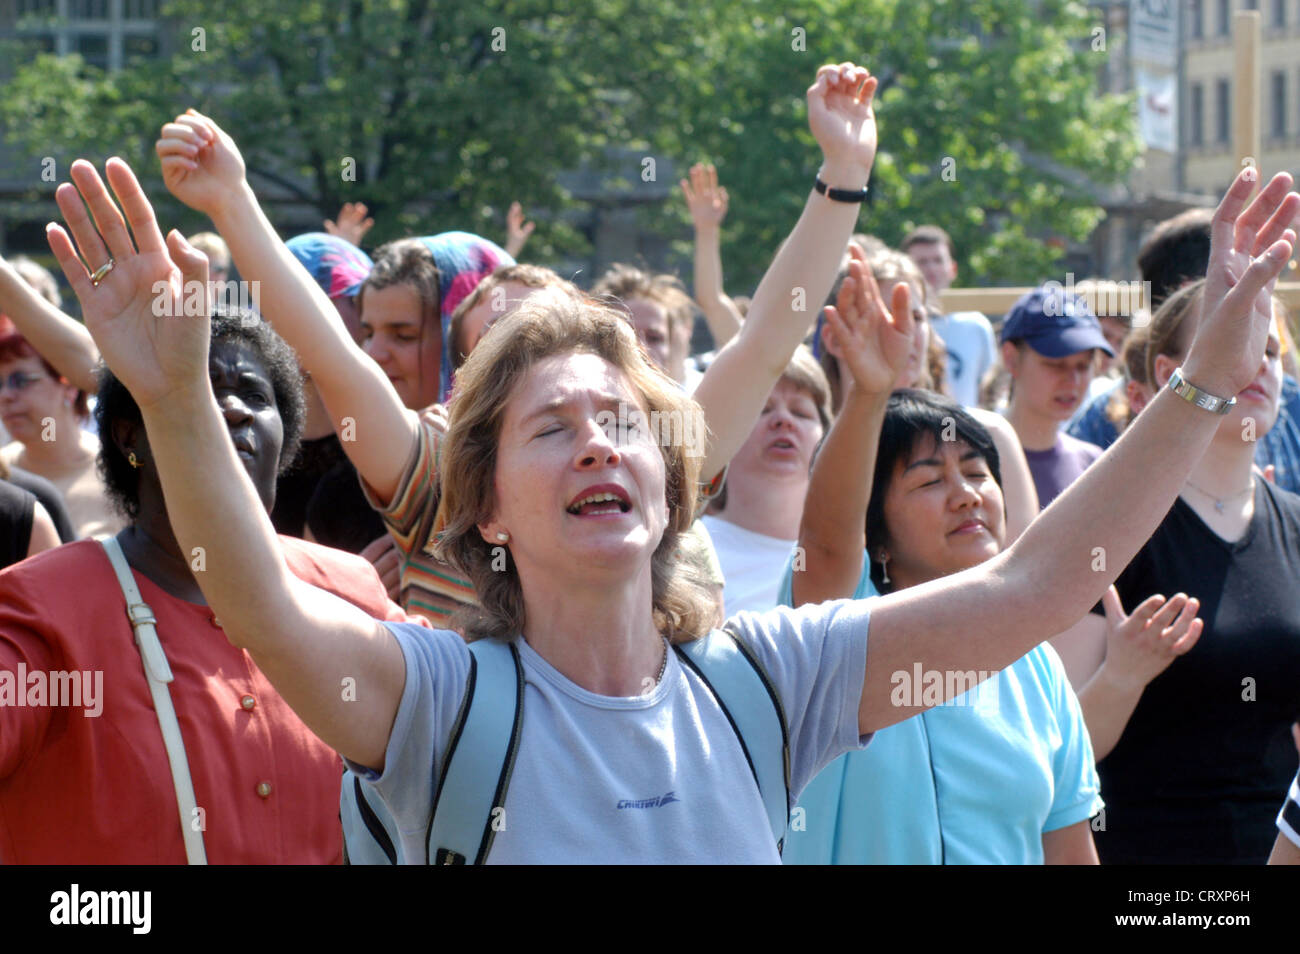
[566, 486, 632, 516]
[767, 437, 797, 452]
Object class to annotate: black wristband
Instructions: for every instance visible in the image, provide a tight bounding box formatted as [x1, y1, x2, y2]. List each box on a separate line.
[814, 176, 869, 203]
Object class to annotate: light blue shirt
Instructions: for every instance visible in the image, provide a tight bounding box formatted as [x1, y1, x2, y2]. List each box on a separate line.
[778, 556, 1102, 864]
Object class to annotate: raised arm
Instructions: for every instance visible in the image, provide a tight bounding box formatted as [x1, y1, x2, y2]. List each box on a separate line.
[46, 158, 403, 770]
[680, 163, 743, 348]
[791, 255, 912, 607]
[858, 167, 1300, 735]
[155, 111, 418, 503]
[0, 255, 99, 392]
[504, 201, 535, 260]
[693, 63, 876, 480]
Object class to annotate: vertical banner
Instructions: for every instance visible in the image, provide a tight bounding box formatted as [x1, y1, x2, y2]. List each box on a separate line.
[1136, 67, 1177, 152]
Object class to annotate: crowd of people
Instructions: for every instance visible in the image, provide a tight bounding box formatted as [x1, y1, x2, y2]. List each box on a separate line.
[1, 60, 1298, 865]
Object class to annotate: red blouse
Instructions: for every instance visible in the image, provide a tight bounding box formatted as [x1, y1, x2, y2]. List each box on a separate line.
[0, 536, 422, 864]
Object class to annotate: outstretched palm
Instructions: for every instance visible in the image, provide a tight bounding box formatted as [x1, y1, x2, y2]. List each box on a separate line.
[1189, 168, 1300, 395]
[823, 253, 913, 394]
[46, 158, 211, 411]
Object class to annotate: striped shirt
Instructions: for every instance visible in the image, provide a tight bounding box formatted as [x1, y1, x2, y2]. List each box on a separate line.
[361, 418, 472, 626]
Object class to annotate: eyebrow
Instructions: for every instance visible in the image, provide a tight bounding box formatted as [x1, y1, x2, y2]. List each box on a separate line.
[519, 392, 626, 426]
[902, 448, 985, 473]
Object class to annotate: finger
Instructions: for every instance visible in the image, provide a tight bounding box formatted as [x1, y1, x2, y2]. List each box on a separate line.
[707, 164, 718, 192]
[1122, 592, 1165, 629]
[888, 282, 913, 340]
[359, 535, 392, 562]
[1233, 172, 1295, 252]
[106, 157, 167, 255]
[820, 308, 843, 358]
[176, 114, 215, 145]
[857, 74, 879, 109]
[324, 220, 338, 233]
[45, 223, 95, 303]
[1292, 722, 1300, 755]
[69, 160, 136, 263]
[835, 267, 861, 318]
[1210, 166, 1262, 256]
[1100, 584, 1127, 623]
[1249, 191, 1300, 256]
[1159, 596, 1199, 640]
[1168, 618, 1203, 655]
[156, 136, 202, 159]
[848, 241, 869, 265]
[1220, 237, 1295, 316]
[166, 229, 209, 302]
[159, 123, 202, 146]
[54, 181, 111, 271]
[679, 178, 694, 203]
[1146, 592, 1189, 632]
[158, 151, 198, 174]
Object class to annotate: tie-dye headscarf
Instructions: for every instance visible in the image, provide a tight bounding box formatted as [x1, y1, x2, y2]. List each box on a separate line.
[285, 232, 373, 300]
[417, 232, 514, 401]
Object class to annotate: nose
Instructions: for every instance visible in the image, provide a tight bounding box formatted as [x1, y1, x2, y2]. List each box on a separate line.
[767, 405, 795, 431]
[217, 392, 253, 424]
[575, 417, 621, 469]
[364, 335, 390, 366]
[948, 472, 981, 510]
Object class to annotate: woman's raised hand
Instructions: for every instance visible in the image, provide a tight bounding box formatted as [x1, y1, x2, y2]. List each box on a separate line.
[680, 163, 729, 231]
[1183, 168, 1300, 397]
[156, 108, 248, 216]
[45, 158, 211, 412]
[1100, 586, 1203, 692]
[821, 248, 913, 395]
[806, 63, 878, 182]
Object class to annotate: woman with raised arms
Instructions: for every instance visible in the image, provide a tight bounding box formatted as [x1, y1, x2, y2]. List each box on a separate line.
[47, 64, 1298, 862]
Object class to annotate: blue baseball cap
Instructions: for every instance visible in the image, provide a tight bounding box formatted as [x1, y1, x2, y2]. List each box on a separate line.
[999, 284, 1115, 358]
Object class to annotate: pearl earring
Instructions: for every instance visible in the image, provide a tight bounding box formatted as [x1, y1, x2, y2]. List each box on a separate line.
[496, 531, 510, 543]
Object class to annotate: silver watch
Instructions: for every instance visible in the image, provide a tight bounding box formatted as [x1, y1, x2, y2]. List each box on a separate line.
[1167, 367, 1237, 414]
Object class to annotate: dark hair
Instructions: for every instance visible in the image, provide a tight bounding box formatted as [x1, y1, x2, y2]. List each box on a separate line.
[865, 389, 1002, 593]
[1137, 208, 1212, 309]
[900, 225, 955, 257]
[95, 308, 304, 520]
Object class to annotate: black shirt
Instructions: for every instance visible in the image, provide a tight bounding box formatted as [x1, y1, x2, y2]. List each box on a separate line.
[1093, 479, 1300, 864]
[271, 433, 349, 539]
[4, 469, 76, 543]
[0, 480, 35, 570]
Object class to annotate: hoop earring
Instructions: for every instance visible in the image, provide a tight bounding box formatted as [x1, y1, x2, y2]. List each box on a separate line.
[127, 450, 142, 469]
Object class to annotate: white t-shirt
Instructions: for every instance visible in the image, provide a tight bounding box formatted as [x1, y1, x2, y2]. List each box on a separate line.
[931, 311, 997, 408]
[346, 599, 872, 864]
[700, 515, 797, 616]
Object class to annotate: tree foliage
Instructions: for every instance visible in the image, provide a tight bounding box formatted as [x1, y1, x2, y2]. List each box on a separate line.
[0, 0, 1139, 289]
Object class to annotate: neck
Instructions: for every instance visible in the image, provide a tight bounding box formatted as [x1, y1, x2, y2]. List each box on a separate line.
[715, 473, 805, 540]
[516, 560, 665, 696]
[301, 380, 335, 441]
[116, 511, 206, 603]
[15, 415, 91, 470]
[1184, 432, 1257, 497]
[1005, 400, 1062, 451]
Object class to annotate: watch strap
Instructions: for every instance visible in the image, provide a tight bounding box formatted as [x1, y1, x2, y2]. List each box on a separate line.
[814, 177, 869, 203]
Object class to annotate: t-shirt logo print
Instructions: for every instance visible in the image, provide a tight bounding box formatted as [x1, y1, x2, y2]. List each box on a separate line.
[616, 791, 681, 810]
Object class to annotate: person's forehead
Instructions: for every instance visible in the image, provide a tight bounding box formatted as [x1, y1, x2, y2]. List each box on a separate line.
[901, 433, 982, 469]
[210, 339, 271, 379]
[907, 241, 948, 261]
[507, 352, 638, 421]
[625, 297, 667, 326]
[361, 283, 424, 321]
[0, 353, 43, 372]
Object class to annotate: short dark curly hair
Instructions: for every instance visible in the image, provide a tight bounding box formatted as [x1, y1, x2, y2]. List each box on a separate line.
[94, 308, 305, 521]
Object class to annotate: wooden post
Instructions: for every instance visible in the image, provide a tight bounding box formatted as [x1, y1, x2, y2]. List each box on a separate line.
[1233, 10, 1261, 193]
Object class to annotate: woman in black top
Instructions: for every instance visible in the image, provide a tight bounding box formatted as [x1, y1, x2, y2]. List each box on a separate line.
[1054, 280, 1300, 864]
[0, 479, 60, 569]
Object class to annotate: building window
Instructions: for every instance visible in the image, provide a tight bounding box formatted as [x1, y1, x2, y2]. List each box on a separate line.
[1218, 0, 1231, 35]
[70, 0, 110, 19]
[1217, 78, 1231, 143]
[1190, 82, 1205, 147]
[1273, 0, 1287, 27]
[1273, 71, 1287, 138]
[1189, 0, 1204, 38]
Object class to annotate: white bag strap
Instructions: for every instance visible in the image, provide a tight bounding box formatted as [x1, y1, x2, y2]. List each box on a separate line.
[100, 537, 208, 865]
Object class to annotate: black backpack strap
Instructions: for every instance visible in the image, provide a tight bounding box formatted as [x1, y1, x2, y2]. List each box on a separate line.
[675, 624, 791, 850]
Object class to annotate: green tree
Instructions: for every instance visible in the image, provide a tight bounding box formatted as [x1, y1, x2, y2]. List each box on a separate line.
[1, 0, 1138, 289]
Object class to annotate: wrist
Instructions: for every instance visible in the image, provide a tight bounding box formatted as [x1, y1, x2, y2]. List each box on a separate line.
[817, 159, 871, 193]
[1096, 657, 1148, 695]
[693, 222, 720, 237]
[138, 381, 216, 426]
[843, 377, 892, 406]
[208, 180, 258, 230]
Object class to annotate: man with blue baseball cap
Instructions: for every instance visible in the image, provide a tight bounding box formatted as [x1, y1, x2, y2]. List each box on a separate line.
[1000, 284, 1115, 509]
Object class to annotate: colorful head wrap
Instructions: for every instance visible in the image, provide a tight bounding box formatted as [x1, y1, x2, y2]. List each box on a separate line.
[285, 232, 373, 301]
[417, 232, 514, 401]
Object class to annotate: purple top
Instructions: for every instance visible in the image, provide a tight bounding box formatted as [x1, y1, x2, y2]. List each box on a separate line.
[1023, 432, 1102, 510]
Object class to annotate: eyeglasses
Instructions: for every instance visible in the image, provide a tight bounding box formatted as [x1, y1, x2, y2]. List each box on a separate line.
[0, 371, 47, 395]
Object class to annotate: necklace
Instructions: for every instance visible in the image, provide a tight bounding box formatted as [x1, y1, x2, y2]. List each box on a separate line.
[1183, 478, 1254, 513]
[655, 640, 668, 684]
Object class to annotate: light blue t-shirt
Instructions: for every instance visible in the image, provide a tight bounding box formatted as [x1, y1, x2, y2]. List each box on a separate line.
[931, 311, 997, 408]
[778, 557, 1102, 864]
[345, 599, 872, 864]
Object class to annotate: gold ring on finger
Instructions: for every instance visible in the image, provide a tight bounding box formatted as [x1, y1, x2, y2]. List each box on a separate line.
[89, 258, 116, 287]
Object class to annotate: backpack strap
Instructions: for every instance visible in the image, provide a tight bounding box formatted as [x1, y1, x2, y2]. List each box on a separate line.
[675, 624, 791, 851]
[100, 537, 208, 865]
[340, 769, 399, 864]
[426, 637, 524, 864]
